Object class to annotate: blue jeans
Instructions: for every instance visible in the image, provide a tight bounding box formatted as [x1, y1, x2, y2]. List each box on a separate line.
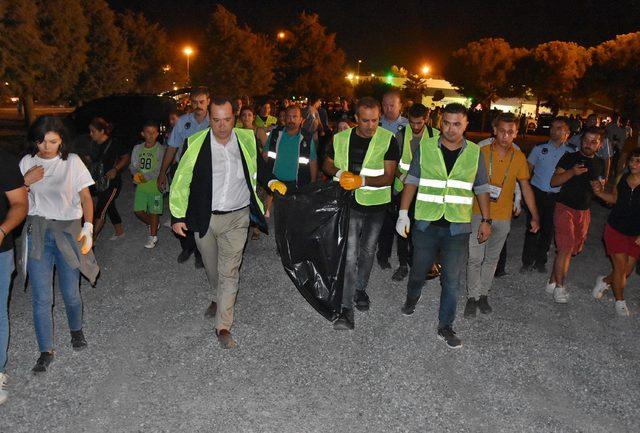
[28, 230, 83, 353]
[407, 224, 469, 329]
[0, 249, 14, 373]
[342, 208, 386, 309]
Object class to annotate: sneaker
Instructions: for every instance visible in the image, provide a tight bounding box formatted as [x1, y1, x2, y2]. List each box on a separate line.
[463, 298, 477, 318]
[32, 352, 54, 374]
[615, 300, 630, 317]
[109, 233, 125, 241]
[592, 275, 611, 299]
[545, 281, 556, 294]
[437, 327, 462, 349]
[377, 256, 391, 270]
[554, 285, 569, 303]
[0, 372, 7, 406]
[70, 329, 87, 351]
[354, 291, 370, 311]
[401, 295, 421, 316]
[391, 265, 409, 281]
[215, 329, 237, 349]
[333, 308, 354, 330]
[477, 295, 492, 314]
[144, 235, 158, 249]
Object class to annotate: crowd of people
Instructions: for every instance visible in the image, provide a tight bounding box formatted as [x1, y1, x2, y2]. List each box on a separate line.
[1, 86, 639, 406]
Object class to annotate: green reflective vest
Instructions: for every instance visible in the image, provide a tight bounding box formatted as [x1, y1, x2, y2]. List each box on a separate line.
[414, 137, 479, 223]
[394, 126, 439, 193]
[169, 128, 263, 218]
[332, 127, 393, 206]
[255, 115, 277, 129]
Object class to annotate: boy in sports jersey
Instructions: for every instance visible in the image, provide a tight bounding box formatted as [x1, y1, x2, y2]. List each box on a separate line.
[130, 121, 166, 249]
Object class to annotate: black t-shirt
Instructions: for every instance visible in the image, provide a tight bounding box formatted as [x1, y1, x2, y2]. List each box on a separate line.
[95, 137, 128, 188]
[431, 145, 463, 228]
[556, 151, 605, 210]
[326, 129, 399, 213]
[608, 173, 640, 236]
[0, 149, 25, 252]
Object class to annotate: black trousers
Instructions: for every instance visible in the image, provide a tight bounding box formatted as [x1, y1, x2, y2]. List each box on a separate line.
[95, 185, 122, 225]
[496, 236, 508, 274]
[376, 194, 412, 267]
[522, 185, 557, 266]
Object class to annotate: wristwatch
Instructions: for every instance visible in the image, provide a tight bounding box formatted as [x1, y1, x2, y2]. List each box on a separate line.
[481, 218, 493, 225]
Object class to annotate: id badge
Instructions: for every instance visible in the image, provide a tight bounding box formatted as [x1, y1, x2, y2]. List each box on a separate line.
[489, 184, 502, 201]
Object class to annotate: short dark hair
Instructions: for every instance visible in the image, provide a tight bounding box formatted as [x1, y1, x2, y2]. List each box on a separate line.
[629, 147, 640, 160]
[581, 126, 604, 143]
[356, 96, 381, 112]
[408, 103, 428, 119]
[239, 105, 254, 115]
[553, 116, 571, 129]
[443, 103, 468, 117]
[190, 86, 210, 98]
[27, 116, 70, 160]
[141, 120, 159, 130]
[286, 104, 302, 115]
[89, 117, 113, 135]
[208, 97, 233, 114]
[493, 112, 518, 127]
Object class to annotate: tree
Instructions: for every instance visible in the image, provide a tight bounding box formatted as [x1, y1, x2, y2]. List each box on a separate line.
[118, 11, 180, 93]
[391, 65, 408, 77]
[35, 0, 89, 103]
[511, 41, 589, 115]
[353, 78, 398, 101]
[192, 5, 275, 97]
[445, 38, 525, 129]
[0, 0, 54, 125]
[75, 0, 132, 102]
[403, 74, 428, 103]
[582, 32, 640, 117]
[274, 12, 347, 97]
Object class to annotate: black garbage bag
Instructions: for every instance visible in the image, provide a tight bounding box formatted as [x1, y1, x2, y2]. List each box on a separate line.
[273, 182, 350, 321]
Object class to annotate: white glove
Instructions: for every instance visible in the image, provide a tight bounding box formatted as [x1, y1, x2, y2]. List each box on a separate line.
[77, 222, 93, 254]
[396, 209, 411, 238]
[513, 184, 522, 215]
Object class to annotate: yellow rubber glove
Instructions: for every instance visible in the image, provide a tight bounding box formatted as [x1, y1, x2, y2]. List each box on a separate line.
[269, 180, 287, 195]
[339, 172, 364, 191]
[76, 222, 93, 255]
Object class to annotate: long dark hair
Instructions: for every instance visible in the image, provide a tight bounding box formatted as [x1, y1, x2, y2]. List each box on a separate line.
[26, 116, 70, 160]
[89, 117, 113, 136]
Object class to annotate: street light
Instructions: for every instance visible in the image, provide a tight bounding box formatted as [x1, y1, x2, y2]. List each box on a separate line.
[277, 31, 286, 40]
[421, 65, 430, 75]
[183, 46, 194, 83]
[347, 73, 355, 81]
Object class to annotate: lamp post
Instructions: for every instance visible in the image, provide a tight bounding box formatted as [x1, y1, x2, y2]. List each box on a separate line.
[183, 46, 194, 84]
[357, 59, 362, 79]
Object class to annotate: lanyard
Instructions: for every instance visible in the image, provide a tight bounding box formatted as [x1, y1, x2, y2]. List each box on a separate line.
[488, 144, 515, 188]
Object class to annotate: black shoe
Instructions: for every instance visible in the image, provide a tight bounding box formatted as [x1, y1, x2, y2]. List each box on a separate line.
[463, 298, 477, 318]
[177, 249, 193, 263]
[391, 265, 409, 281]
[494, 268, 507, 278]
[477, 295, 493, 314]
[354, 291, 370, 311]
[70, 329, 87, 351]
[333, 308, 354, 330]
[194, 254, 204, 269]
[32, 352, 54, 374]
[534, 263, 547, 273]
[437, 327, 462, 349]
[401, 295, 421, 316]
[519, 263, 534, 273]
[204, 301, 217, 318]
[377, 256, 391, 269]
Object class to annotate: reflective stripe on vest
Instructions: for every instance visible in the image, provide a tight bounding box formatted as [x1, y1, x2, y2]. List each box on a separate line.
[169, 128, 264, 218]
[332, 127, 393, 206]
[414, 136, 479, 223]
[394, 126, 439, 193]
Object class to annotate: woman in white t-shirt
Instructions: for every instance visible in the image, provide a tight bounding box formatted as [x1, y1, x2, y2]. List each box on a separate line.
[20, 116, 96, 374]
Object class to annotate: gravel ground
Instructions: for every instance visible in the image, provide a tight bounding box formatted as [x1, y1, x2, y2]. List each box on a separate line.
[2, 178, 639, 433]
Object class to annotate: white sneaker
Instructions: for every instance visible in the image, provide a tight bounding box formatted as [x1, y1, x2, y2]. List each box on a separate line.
[144, 235, 158, 249]
[554, 285, 569, 303]
[615, 300, 630, 317]
[592, 275, 611, 299]
[0, 372, 8, 406]
[109, 233, 125, 241]
[545, 281, 557, 294]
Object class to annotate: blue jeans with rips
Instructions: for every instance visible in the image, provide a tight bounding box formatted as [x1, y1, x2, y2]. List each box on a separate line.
[407, 224, 469, 329]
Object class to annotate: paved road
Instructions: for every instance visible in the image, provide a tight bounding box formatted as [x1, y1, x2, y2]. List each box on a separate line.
[2, 178, 639, 432]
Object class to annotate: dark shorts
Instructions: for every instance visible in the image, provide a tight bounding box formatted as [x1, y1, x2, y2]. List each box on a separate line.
[604, 224, 640, 259]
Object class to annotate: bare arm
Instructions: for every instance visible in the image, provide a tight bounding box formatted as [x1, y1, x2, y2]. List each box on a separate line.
[309, 161, 318, 183]
[0, 187, 28, 244]
[550, 165, 587, 187]
[399, 183, 417, 210]
[323, 156, 340, 177]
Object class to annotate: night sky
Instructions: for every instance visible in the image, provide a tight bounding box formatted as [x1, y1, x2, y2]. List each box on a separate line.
[108, 0, 640, 75]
